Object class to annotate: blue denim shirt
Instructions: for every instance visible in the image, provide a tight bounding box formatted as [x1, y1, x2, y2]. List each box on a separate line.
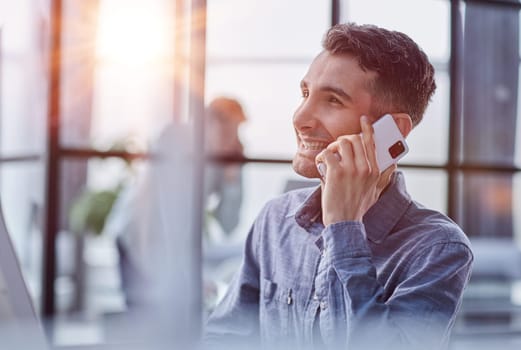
[204, 172, 473, 350]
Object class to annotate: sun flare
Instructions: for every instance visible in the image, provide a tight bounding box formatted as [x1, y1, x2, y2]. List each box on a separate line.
[96, 0, 172, 66]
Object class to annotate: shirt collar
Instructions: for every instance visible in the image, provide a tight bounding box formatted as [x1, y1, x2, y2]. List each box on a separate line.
[292, 171, 412, 243]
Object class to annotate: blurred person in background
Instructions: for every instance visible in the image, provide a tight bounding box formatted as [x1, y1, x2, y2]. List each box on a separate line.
[204, 23, 473, 350]
[204, 97, 247, 239]
[202, 97, 248, 315]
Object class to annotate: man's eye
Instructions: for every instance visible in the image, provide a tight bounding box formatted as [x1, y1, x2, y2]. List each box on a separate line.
[329, 96, 341, 104]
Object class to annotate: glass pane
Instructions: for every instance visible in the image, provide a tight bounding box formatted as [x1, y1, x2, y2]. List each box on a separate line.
[459, 172, 515, 238]
[454, 172, 521, 348]
[0, 2, 47, 156]
[53, 157, 142, 346]
[207, 0, 329, 58]
[462, 3, 519, 166]
[404, 71, 449, 165]
[57, 156, 147, 314]
[57, 127, 203, 346]
[61, 0, 174, 150]
[204, 161, 312, 244]
[89, 64, 173, 151]
[0, 160, 45, 312]
[344, 0, 450, 62]
[206, 63, 309, 159]
[400, 168, 447, 215]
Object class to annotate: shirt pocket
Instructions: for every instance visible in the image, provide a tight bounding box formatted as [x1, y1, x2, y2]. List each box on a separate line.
[259, 278, 295, 343]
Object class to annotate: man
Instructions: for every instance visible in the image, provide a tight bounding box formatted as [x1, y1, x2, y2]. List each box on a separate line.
[204, 23, 473, 350]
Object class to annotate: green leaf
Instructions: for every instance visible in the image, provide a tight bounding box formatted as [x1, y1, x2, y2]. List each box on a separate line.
[69, 188, 120, 235]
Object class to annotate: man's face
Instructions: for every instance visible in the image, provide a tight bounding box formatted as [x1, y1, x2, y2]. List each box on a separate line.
[292, 51, 377, 178]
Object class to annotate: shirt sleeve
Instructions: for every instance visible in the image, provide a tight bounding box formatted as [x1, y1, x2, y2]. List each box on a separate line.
[322, 221, 473, 350]
[203, 224, 261, 349]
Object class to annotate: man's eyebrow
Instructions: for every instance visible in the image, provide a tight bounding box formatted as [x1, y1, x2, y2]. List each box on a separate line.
[300, 80, 353, 102]
[321, 85, 352, 102]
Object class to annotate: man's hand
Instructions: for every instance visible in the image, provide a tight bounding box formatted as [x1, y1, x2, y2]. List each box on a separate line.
[316, 116, 396, 226]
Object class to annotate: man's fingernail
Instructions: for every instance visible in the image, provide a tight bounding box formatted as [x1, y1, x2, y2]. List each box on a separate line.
[317, 163, 326, 177]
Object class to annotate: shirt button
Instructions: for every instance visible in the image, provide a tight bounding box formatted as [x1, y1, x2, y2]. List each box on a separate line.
[320, 301, 327, 310]
[313, 293, 319, 300]
[321, 249, 326, 258]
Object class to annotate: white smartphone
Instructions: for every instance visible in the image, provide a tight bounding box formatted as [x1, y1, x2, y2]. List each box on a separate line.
[373, 113, 409, 172]
[316, 114, 409, 177]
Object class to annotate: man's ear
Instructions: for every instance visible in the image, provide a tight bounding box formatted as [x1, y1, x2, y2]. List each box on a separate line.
[391, 113, 413, 138]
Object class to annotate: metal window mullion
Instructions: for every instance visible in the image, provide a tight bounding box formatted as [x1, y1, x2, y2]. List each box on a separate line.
[331, 0, 341, 26]
[448, 0, 464, 221]
[42, 0, 63, 325]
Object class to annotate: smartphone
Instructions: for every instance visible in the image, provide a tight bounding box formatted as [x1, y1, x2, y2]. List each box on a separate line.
[373, 113, 409, 172]
[316, 114, 409, 177]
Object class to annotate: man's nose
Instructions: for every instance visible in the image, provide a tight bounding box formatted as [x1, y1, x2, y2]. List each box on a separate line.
[293, 100, 318, 131]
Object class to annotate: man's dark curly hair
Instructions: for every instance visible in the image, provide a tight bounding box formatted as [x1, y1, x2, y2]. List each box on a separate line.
[323, 23, 436, 127]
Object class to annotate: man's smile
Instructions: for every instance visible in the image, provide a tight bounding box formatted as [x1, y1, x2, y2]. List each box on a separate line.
[300, 140, 329, 151]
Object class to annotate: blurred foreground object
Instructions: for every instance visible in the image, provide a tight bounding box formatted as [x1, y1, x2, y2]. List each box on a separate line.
[103, 123, 199, 348]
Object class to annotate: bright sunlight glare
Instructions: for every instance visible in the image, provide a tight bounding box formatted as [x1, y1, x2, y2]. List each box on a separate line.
[96, 0, 172, 66]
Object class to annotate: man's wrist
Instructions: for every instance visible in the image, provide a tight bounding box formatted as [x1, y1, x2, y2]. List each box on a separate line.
[320, 221, 371, 258]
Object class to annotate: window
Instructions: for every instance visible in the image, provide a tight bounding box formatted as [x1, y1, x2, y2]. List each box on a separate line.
[6, 0, 521, 348]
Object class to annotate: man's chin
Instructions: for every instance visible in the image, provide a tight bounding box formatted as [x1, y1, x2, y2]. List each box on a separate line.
[292, 159, 321, 179]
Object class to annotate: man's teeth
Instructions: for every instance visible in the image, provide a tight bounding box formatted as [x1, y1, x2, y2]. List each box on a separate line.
[302, 141, 327, 150]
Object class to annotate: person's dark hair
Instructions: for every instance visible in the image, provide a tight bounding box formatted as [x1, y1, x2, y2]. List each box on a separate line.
[322, 23, 436, 127]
